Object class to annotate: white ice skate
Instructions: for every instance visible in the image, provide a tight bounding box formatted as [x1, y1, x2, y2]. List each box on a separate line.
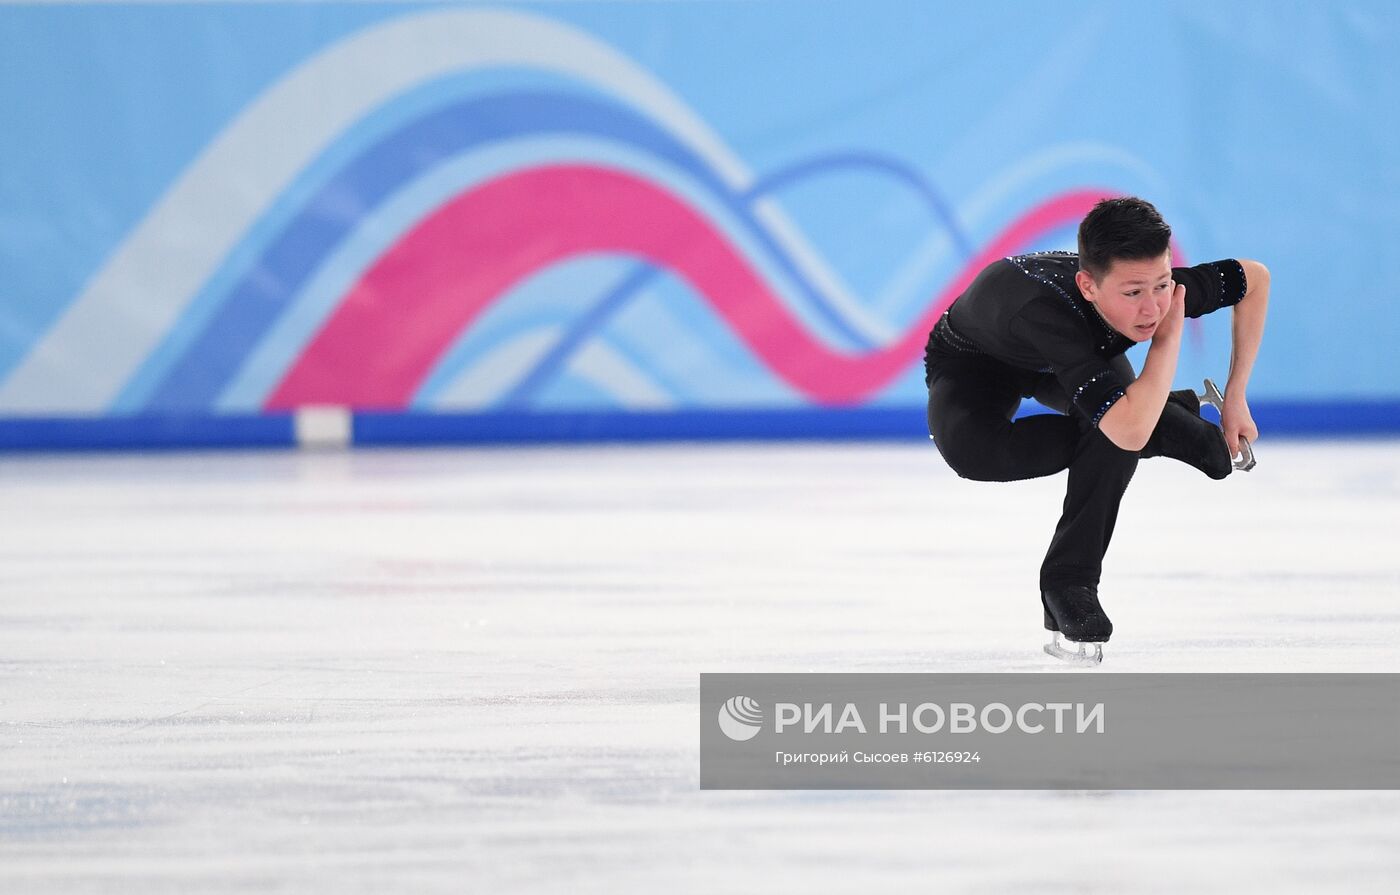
[1043, 632, 1104, 666]
[1198, 378, 1256, 472]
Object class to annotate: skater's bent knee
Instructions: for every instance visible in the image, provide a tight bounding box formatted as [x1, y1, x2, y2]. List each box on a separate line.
[935, 442, 1003, 481]
[1087, 428, 1142, 463]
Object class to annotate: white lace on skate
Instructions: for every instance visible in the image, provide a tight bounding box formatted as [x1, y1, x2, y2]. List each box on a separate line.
[1043, 631, 1104, 666]
[1198, 378, 1256, 472]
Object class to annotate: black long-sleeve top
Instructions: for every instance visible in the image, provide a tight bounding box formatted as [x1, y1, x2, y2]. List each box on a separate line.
[924, 251, 1248, 425]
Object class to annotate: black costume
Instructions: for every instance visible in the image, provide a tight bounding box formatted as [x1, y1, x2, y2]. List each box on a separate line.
[923, 251, 1247, 592]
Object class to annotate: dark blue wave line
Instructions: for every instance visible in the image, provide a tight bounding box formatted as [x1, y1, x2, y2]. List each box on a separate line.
[497, 262, 657, 407]
[744, 151, 975, 260]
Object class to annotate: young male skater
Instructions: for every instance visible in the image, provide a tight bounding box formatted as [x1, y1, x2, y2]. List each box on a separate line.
[923, 197, 1269, 663]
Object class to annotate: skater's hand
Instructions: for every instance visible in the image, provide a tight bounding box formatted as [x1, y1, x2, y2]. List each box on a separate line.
[1152, 282, 1186, 344]
[1221, 393, 1258, 457]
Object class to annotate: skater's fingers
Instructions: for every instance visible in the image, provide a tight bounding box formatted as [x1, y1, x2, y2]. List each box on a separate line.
[1221, 417, 1241, 454]
[1224, 421, 1258, 457]
[1222, 402, 1259, 458]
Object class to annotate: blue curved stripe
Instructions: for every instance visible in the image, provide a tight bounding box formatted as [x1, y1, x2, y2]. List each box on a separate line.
[500, 151, 970, 407]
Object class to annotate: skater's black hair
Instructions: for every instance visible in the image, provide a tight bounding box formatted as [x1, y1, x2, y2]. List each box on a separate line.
[1077, 196, 1172, 280]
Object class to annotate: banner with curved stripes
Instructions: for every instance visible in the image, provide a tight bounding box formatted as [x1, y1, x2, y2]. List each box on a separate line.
[2, 3, 1397, 444]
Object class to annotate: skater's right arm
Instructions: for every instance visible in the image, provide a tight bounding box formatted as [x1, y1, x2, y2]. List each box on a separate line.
[1097, 283, 1186, 451]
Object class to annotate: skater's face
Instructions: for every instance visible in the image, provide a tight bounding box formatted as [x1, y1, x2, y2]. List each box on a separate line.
[1075, 251, 1174, 342]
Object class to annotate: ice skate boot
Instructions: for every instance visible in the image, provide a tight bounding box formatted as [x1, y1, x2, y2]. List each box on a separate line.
[1196, 378, 1256, 472]
[1141, 387, 1234, 479]
[1041, 585, 1111, 666]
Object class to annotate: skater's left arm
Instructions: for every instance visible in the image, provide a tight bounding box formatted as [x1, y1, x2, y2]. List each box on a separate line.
[1223, 259, 1270, 455]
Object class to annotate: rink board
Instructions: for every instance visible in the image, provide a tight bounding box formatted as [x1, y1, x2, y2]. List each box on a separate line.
[3, 399, 1400, 451]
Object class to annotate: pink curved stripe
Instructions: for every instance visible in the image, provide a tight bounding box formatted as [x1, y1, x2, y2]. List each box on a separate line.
[266, 166, 1109, 409]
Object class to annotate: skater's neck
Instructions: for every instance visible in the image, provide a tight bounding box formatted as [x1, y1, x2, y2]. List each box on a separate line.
[1081, 286, 1125, 338]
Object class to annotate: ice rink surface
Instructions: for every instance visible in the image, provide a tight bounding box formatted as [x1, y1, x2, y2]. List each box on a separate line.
[3, 438, 1399, 893]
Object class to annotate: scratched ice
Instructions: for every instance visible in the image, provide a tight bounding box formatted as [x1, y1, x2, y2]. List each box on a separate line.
[2, 441, 1398, 892]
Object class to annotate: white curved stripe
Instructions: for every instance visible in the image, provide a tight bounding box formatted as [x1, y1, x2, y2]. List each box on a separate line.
[566, 341, 674, 409]
[430, 326, 673, 410]
[961, 141, 1166, 225]
[0, 7, 886, 411]
[432, 328, 563, 410]
[751, 199, 894, 341]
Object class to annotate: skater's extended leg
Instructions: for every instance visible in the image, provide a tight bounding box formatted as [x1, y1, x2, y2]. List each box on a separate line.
[1037, 356, 1232, 480]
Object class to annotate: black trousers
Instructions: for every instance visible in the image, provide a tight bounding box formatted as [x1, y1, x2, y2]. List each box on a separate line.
[925, 354, 1140, 591]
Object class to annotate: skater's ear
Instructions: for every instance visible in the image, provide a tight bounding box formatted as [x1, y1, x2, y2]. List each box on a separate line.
[1075, 268, 1099, 301]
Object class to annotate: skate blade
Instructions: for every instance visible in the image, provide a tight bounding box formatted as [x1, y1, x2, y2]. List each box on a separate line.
[1233, 437, 1256, 472]
[1198, 378, 1256, 472]
[1043, 632, 1103, 666]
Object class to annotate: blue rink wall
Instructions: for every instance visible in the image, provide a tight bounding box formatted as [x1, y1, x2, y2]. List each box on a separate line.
[2, 1, 1398, 450]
